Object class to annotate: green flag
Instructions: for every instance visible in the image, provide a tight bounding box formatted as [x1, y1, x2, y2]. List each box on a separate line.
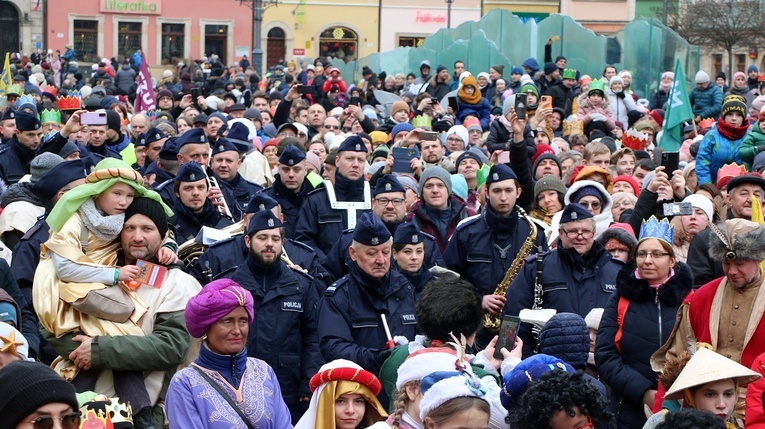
[659, 59, 694, 152]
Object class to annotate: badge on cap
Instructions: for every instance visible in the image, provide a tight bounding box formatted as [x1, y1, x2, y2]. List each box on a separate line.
[288, 158, 294, 165]
[258, 203, 265, 211]
[218, 145, 224, 151]
[9, 112, 13, 118]
[355, 143, 361, 151]
[200, 135, 205, 142]
[571, 211, 578, 220]
[155, 133, 160, 139]
[385, 183, 392, 191]
[267, 218, 274, 227]
[140, 138, 146, 145]
[371, 237, 379, 245]
[190, 173, 196, 181]
[412, 234, 419, 243]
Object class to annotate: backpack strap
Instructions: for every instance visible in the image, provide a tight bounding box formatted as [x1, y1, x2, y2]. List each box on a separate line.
[615, 296, 630, 355]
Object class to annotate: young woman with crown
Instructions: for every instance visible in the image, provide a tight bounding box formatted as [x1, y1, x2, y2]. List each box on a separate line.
[595, 216, 694, 429]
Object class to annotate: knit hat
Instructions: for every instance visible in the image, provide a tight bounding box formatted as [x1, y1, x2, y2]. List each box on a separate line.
[749, 65, 759, 74]
[502, 94, 516, 117]
[397, 175, 420, 197]
[369, 130, 390, 145]
[105, 110, 121, 134]
[124, 196, 169, 239]
[305, 150, 321, 172]
[511, 66, 523, 75]
[0, 360, 79, 429]
[456, 150, 483, 169]
[390, 122, 414, 140]
[753, 151, 765, 173]
[445, 125, 469, 150]
[695, 70, 710, 84]
[612, 175, 639, 195]
[571, 185, 605, 205]
[491, 65, 505, 75]
[532, 153, 562, 179]
[419, 166, 452, 196]
[391, 100, 410, 116]
[721, 94, 747, 118]
[185, 279, 255, 338]
[451, 174, 468, 200]
[683, 194, 713, 222]
[30, 152, 64, 184]
[596, 223, 638, 254]
[396, 348, 470, 390]
[584, 308, 605, 331]
[531, 144, 556, 164]
[500, 354, 575, 409]
[463, 117, 482, 133]
[544, 62, 558, 75]
[419, 371, 489, 421]
[609, 75, 624, 87]
[534, 175, 566, 199]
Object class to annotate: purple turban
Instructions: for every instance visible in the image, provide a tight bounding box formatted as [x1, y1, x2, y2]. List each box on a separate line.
[184, 279, 254, 338]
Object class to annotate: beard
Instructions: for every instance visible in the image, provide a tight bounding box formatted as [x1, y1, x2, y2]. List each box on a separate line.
[250, 245, 280, 266]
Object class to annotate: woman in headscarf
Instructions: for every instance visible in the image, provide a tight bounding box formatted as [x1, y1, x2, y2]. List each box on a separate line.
[295, 359, 388, 429]
[166, 279, 293, 428]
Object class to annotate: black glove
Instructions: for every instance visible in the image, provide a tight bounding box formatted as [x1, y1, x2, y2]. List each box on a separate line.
[616, 91, 626, 99]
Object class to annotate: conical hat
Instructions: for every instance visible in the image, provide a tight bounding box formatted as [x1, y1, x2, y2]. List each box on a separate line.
[665, 348, 761, 399]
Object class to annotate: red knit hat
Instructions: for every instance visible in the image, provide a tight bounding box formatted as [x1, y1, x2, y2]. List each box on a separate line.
[531, 144, 555, 164]
[613, 175, 640, 195]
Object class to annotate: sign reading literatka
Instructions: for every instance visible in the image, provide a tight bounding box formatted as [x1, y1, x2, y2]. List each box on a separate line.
[100, 0, 162, 14]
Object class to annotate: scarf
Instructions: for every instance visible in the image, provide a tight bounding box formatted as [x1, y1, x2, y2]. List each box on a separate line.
[333, 170, 365, 201]
[458, 76, 482, 105]
[498, 114, 514, 132]
[659, 82, 671, 93]
[78, 197, 124, 241]
[716, 117, 750, 141]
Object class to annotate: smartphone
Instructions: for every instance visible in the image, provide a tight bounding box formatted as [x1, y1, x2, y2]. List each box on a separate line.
[660, 151, 680, 174]
[515, 93, 527, 120]
[448, 96, 459, 113]
[431, 98, 438, 105]
[540, 95, 553, 110]
[348, 96, 361, 107]
[81, 111, 107, 125]
[494, 315, 521, 359]
[420, 131, 438, 141]
[663, 202, 693, 216]
[191, 88, 200, 100]
[392, 147, 418, 173]
[297, 86, 313, 95]
[498, 151, 510, 164]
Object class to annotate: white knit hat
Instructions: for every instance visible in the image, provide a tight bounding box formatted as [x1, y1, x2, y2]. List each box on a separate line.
[419, 371, 489, 421]
[682, 194, 713, 222]
[396, 348, 469, 390]
[584, 308, 604, 331]
[695, 70, 710, 84]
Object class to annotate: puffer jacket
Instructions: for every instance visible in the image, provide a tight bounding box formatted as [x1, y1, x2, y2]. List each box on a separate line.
[607, 89, 639, 130]
[739, 121, 765, 171]
[595, 262, 693, 429]
[695, 125, 746, 185]
[689, 83, 723, 119]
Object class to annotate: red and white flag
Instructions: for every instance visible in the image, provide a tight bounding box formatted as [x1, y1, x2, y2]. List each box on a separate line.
[134, 52, 156, 113]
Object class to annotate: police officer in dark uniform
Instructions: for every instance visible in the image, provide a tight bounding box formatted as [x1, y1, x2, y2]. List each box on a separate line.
[210, 137, 262, 222]
[152, 137, 179, 187]
[317, 212, 417, 377]
[224, 210, 322, 424]
[0, 108, 16, 145]
[0, 111, 42, 185]
[503, 203, 623, 356]
[155, 128, 212, 209]
[264, 143, 316, 240]
[322, 174, 441, 282]
[11, 159, 88, 364]
[188, 192, 329, 286]
[391, 222, 435, 297]
[442, 164, 548, 348]
[295, 135, 372, 260]
[168, 162, 234, 243]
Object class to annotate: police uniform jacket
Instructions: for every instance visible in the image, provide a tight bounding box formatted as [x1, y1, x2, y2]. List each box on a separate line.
[154, 177, 179, 209]
[169, 199, 234, 243]
[218, 173, 263, 222]
[227, 259, 322, 405]
[317, 262, 417, 374]
[442, 206, 547, 297]
[264, 175, 314, 240]
[0, 136, 35, 185]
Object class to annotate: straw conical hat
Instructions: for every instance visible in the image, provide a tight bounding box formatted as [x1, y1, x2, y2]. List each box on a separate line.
[665, 348, 761, 399]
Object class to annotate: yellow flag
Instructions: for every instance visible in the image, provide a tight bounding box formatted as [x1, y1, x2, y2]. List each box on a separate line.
[0, 53, 10, 94]
[750, 196, 765, 269]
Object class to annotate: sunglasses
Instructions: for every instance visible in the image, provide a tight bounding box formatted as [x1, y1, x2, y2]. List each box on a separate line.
[324, 125, 341, 130]
[27, 413, 81, 429]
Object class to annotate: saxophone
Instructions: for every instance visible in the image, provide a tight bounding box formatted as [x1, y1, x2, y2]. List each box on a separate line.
[483, 207, 538, 333]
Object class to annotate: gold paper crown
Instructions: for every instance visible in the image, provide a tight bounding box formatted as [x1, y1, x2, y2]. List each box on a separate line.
[717, 163, 747, 180]
[621, 128, 649, 151]
[562, 116, 584, 137]
[57, 91, 81, 110]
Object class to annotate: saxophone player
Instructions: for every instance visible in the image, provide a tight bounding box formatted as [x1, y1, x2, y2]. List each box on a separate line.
[502, 203, 623, 357]
[442, 164, 547, 349]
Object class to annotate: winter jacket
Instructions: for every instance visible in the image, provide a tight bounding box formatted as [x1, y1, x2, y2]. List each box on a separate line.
[576, 93, 616, 131]
[0, 136, 35, 185]
[649, 89, 669, 111]
[114, 64, 136, 94]
[404, 196, 476, 253]
[695, 126, 746, 185]
[607, 89, 639, 129]
[595, 262, 693, 429]
[485, 119, 536, 160]
[690, 83, 723, 119]
[545, 81, 579, 117]
[726, 85, 755, 109]
[739, 122, 765, 170]
[456, 97, 492, 130]
[425, 78, 451, 102]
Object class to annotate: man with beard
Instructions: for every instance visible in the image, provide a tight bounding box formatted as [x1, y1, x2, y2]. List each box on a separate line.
[318, 212, 416, 378]
[168, 162, 233, 243]
[322, 174, 441, 282]
[263, 144, 316, 239]
[420, 136, 456, 173]
[187, 192, 329, 286]
[210, 138, 262, 222]
[224, 210, 322, 423]
[0, 111, 43, 185]
[295, 135, 372, 260]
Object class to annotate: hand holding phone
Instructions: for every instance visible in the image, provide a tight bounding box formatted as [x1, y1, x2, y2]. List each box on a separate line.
[515, 94, 527, 120]
[540, 95, 553, 110]
[81, 112, 107, 126]
[494, 315, 521, 359]
[497, 151, 510, 164]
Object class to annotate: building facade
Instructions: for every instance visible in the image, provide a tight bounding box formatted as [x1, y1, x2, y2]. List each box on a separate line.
[0, 0, 44, 56]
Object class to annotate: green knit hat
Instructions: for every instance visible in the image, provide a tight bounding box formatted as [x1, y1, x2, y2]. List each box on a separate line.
[519, 82, 540, 97]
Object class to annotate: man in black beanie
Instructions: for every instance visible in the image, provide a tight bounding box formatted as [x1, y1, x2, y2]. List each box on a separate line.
[103, 110, 137, 165]
[0, 360, 80, 429]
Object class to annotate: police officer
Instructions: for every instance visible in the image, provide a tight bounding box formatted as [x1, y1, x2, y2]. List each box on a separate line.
[188, 192, 328, 286]
[210, 137, 263, 222]
[168, 162, 234, 243]
[0, 108, 16, 145]
[317, 212, 417, 377]
[295, 135, 372, 260]
[10, 159, 88, 363]
[224, 210, 322, 424]
[503, 203, 623, 355]
[152, 137, 179, 187]
[322, 174, 441, 282]
[0, 111, 42, 185]
[442, 164, 547, 347]
[264, 144, 316, 240]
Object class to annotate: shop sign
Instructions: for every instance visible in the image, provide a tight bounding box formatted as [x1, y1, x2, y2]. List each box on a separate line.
[100, 0, 162, 14]
[293, 49, 305, 56]
[414, 11, 446, 24]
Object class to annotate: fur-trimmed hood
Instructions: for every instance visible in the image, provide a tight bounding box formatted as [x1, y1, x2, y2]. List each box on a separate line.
[547, 180, 614, 246]
[596, 226, 638, 251]
[708, 221, 765, 262]
[616, 261, 693, 306]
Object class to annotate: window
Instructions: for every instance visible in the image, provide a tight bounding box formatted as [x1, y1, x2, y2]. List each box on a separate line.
[398, 36, 426, 48]
[74, 20, 99, 63]
[736, 54, 746, 73]
[713, 54, 723, 79]
[161, 23, 185, 64]
[118, 21, 142, 60]
[319, 27, 358, 62]
[204, 24, 228, 65]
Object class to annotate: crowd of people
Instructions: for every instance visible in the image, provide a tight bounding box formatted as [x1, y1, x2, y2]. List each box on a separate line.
[3, 37, 765, 429]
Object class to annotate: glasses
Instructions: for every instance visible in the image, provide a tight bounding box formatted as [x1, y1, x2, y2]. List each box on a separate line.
[277, 132, 296, 138]
[28, 413, 81, 429]
[324, 125, 341, 130]
[636, 251, 671, 259]
[579, 201, 602, 210]
[560, 227, 595, 239]
[374, 197, 405, 206]
[446, 137, 463, 143]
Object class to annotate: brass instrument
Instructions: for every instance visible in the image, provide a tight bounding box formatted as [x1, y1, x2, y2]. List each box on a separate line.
[177, 221, 244, 267]
[205, 171, 234, 219]
[482, 207, 538, 333]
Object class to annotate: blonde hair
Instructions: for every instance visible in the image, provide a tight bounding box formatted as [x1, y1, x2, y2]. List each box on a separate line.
[390, 381, 417, 427]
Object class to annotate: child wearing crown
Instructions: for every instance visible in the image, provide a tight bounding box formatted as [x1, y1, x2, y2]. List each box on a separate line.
[576, 79, 616, 134]
[696, 95, 750, 185]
